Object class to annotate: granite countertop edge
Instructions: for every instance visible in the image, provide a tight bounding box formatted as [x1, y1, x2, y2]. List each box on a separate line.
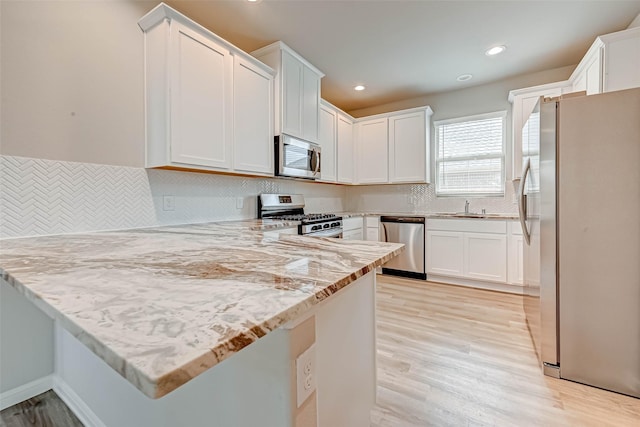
[0, 220, 403, 399]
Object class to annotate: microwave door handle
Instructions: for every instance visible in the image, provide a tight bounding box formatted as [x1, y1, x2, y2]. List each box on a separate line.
[518, 157, 531, 245]
[312, 149, 320, 176]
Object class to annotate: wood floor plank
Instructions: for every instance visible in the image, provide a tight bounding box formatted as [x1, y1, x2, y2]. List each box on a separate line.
[0, 390, 83, 427]
[371, 275, 640, 426]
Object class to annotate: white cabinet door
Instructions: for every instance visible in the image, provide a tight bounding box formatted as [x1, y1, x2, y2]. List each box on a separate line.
[508, 234, 524, 285]
[337, 114, 354, 184]
[170, 22, 232, 169]
[510, 83, 567, 179]
[233, 55, 273, 175]
[604, 32, 640, 92]
[365, 228, 379, 241]
[281, 50, 304, 138]
[585, 49, 603, 95]
[426, 231, 464, 277]
[356, 118, 388, 184]
[389, 111, 427, 183]
[302, 65, 321, 142]
[343, 217, 364, 241]
[319, 104, 337, 182]
[343, 229, 364, 240]
[464, 233, 507, 283]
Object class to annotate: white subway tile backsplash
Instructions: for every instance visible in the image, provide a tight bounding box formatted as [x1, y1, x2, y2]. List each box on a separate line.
[345, 182, 518, 215]
[0, 156, 346, 238]
[1, 155, 517, 239]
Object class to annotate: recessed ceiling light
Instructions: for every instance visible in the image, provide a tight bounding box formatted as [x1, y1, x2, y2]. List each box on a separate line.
[485, 45, 506, 56]
[456, 74, 473, 82]
[247, 0, 262, 3]
[354, 85, 366, 91]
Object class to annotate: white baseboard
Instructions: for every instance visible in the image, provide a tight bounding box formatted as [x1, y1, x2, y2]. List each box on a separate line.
[427, 274, 525, 295]
[0, 375, 54, 411]
[53, 377, 106, 427]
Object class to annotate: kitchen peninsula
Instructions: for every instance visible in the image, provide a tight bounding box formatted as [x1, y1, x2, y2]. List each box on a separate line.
[0, 220, 403, 427]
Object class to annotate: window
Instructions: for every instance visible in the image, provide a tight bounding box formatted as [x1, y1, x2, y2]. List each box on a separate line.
[434, 111, 506, 196]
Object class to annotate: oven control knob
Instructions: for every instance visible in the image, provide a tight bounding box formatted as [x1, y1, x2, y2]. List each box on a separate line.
[313, 225, 320, 231]
[323, 224, 330, 228]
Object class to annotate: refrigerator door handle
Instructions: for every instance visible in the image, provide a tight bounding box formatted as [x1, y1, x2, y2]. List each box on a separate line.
[518, 157, 531, 245]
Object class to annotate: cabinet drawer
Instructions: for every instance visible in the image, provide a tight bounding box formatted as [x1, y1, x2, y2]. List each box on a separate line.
[427, 219, 506, 234]
[364, 216, 379, 227]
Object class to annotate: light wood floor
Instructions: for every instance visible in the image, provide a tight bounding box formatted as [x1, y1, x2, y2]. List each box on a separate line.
[2, 276, 638, 426]
[0, 390, 83, 427]
[371, 275, 640, 426]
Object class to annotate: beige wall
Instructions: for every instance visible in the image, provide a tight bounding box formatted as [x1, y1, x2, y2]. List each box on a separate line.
[1, 0, 574, 171]
[1, 0, 155, 167]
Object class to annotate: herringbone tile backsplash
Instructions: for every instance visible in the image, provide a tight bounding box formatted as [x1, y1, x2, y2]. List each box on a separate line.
[0, 156, 346, 238]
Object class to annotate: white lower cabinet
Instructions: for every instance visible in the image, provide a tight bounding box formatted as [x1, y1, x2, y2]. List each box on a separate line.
[426, 231, 464, 276]
[426, 219, 520, 291]
[364, 216, 380, 241]
[507, 221, 524, 285]
[463, 233, 507, 282]
[342, 217, 364, 240]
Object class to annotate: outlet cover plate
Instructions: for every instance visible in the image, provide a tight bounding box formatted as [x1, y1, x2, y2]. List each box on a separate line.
[295, 344, 316, 407]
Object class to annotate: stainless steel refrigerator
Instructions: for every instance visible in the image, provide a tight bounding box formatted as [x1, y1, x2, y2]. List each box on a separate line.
[518, 87, 640, 398]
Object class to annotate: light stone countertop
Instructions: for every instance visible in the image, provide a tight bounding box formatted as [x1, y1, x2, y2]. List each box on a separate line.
[336, 212, 519, 220]
[0, 220, 403, 399]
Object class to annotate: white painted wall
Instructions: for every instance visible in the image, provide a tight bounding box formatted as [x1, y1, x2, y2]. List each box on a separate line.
[0, 0, 153, 167]
[0, 279, 54, 393]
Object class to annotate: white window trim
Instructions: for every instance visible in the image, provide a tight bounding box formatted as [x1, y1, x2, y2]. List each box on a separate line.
[434, 110, 507, 197]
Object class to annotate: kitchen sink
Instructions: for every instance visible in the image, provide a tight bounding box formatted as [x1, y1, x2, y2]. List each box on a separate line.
[433, 212, 503, 219]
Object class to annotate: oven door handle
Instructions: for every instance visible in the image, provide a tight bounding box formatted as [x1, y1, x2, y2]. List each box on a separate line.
[305, 228, 342, 238]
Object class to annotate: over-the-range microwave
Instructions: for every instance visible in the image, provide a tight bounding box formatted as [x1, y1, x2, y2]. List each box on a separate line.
[274, 134, 321, 180]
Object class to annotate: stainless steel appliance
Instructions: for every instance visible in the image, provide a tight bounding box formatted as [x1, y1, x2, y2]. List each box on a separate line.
[379, 216, 426, 280]
[275, 134, 321, 180]
[258, 194, 342, 237]
[519, 88, 640, 398]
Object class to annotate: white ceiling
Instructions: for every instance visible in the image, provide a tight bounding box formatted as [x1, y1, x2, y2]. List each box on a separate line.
[163, 0, 640, 112]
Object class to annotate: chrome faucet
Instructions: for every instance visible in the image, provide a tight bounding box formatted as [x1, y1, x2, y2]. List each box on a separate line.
[464, 200, 470, 214]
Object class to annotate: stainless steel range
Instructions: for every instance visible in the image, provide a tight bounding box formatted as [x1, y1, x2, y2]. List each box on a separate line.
[258, 194, 343, 238]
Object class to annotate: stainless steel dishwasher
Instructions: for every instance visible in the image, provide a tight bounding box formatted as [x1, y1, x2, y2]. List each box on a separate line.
[379, 216, 426, 280]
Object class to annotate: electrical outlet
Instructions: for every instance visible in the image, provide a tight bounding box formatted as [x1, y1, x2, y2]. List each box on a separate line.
[163, 195, 175, 211]
[236, 197, 244, 209]
[296, 344, 316, 407]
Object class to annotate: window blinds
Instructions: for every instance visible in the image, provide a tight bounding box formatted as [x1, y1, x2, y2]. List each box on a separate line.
[435, 113, 505, 196]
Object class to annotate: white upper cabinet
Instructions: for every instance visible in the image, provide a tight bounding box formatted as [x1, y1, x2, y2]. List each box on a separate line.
[318, 101, 337, 182]
[337, 112, 355, 184]
[570, 26, 640, 95]
[252, 42, 324, 143]
[508, 82, 572, 180]
[138, 4, 275, 176]
[388, 108, 432, 183]
[355, 117, 389, 184]
[233, 55, 274, 176]
[353, 106, 432, 185]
